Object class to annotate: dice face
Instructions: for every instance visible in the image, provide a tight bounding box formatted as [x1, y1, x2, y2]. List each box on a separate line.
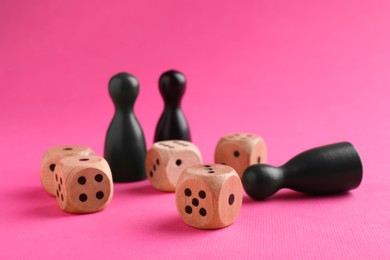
[176, 164, 243, 229]
[40, 145, 95, 196]
[177, 177, 214, 226]
[54, 155, 113, 214]
[145, 140, 202, 192]
[215, 133, 267, 178]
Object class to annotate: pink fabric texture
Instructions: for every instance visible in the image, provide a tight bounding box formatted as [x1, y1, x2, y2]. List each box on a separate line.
[1, 0, 389, 258]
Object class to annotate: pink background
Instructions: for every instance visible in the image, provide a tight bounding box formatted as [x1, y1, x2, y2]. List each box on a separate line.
[1, 0, 389, 258]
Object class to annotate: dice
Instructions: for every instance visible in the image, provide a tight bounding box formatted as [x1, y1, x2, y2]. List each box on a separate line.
[40, 145, 95, 196]
[54, 155, 113, 214]
[215, 133, 267, 178]
[145, 140, 202, 192]
[176, 164, 243, 229]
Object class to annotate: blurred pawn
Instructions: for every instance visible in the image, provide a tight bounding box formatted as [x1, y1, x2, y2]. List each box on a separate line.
[242, 142, 363, 200]
[154, 70, 191, 142]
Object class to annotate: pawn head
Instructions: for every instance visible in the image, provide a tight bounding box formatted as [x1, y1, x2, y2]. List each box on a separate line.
[159, 70, 186, 105]
[242, 164, 283, 200]
[109, 72, 139, 108]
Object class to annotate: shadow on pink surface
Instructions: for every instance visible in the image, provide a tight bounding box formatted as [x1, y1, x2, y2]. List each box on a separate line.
[11, 186, 73, 219]
[243, 190, 353, 203]
[125, 181, 166, 196]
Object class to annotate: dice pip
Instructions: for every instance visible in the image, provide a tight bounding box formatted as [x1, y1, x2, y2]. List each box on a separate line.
[176, 164, 243, 229]
[54, 155, 113, 214]
[215, 133, 267, 178]
[146, 140, 202, 192]
[40, 145, 95, 196]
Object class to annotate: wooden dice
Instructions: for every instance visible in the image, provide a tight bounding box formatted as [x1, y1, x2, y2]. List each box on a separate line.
[215, 133, 267, 178]
[54, 155, 113, 214]
[145, 140, 202, 192]
[40, 145, 95, 196]
[176, 164, 243, 229]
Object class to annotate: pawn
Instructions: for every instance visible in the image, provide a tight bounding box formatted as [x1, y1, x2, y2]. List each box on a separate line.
[104, 72, 147, 182]
[242, 142, 363, 200]
[154, 70, 191, 142]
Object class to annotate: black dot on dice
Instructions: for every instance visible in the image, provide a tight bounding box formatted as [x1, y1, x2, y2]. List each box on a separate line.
[95, 174, 103, 182]
[49, 164, 56, 172]
[204, 165, 211, 167]
[60, 177, 63, 185]
[58, 184, 61, 191]
[257, 156, 261, 163]
[96, 191, 104, 199]
[185, 206, 192, 214]
[63, 147, 73, 150]
[192, 198, 199, 207]
[79, 193, 88, 202]
[150, 171, 153, 177]
[56, 190, 59, 198]
[229, 194, 235, 205]
[184, 188, 192, 197]
[234, 151, 240, 157]
[156, 159, 160, 165]
[79, 158, 89, 161]
[208, 171, 215, 174]
[199, 190, 206, 199]
[61, 194, 64, 201]
[78, 176, 86, 185]
[205, 167, 213, 171]
[176, 159, 182, 166]
[199, 208, 207, 217]
[222, 163, 227, 165]
[55, 174, 58, 181]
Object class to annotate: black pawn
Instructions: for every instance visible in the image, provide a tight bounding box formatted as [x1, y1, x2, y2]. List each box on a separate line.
[242, 142, 363, 200]
[154, 70, 191, 142]
[104, 73, 147, 182]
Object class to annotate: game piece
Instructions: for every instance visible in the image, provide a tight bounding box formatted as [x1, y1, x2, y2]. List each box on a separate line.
[54, 155, 113, 214]
[242, 142, 363, 200]
[104, 72, 147, 182]
[145, 140, 202, 192]
[40, 145, 95, 196]
[215, 133, 267, 179]
[154, 70, 191, 142]
[176, 164, 243, 229]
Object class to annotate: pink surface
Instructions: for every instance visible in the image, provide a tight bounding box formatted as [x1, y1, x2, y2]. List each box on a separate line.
[1, 0, 389, 258]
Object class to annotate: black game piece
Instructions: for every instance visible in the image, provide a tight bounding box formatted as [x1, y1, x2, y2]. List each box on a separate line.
[104, 72, 147, 182]
[242, 142, 363, 200]
[154, 70, 191, 142]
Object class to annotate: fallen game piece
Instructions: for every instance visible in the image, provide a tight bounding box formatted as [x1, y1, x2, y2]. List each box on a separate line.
[242, 142, 363, 200]
[176, 164, 243, 229]
[145, 140, 202, 192]
[104, 72, 147, 182]
[215, 133, 267, 179]
[40, 145, 95, 196]
[154, 70, 191, 142]
[54, 155, 113, 214]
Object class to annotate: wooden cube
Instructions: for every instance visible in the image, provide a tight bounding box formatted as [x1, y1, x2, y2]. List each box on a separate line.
[215, 133, 267, 178]
[176, 164, 243, 229]
[54, 155, 113, 214]
[145, 140, 202, 192]
[40, 145, 95, 196]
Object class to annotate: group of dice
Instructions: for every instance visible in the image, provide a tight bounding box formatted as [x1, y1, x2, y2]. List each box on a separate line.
[145, 133, 267, 229]
[39, 133, 266, 229]
[40, 146, 113, 214]
[40, 133, 363, 230]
